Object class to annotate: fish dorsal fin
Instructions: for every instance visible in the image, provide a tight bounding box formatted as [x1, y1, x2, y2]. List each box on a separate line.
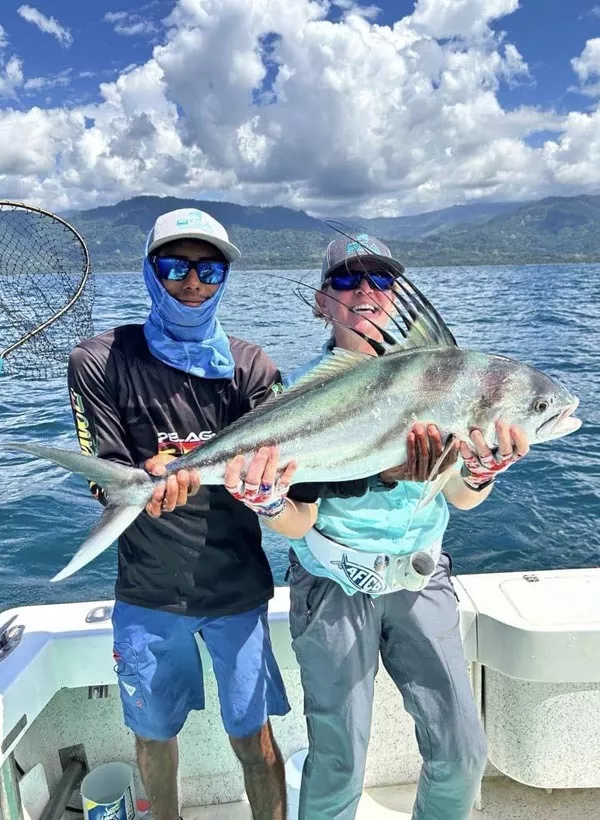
[255, 258, 457, 357]
[310, 255, 458, 355]
[400, 313, 456, 350]
[284, 347, 370, 394]
[383, 257, 458, 350]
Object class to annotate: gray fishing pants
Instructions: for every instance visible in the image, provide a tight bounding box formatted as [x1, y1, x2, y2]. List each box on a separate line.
[288, 550, 487, 820]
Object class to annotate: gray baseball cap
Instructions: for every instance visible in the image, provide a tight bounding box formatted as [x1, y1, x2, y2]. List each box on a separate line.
[321, 233, 402, 283]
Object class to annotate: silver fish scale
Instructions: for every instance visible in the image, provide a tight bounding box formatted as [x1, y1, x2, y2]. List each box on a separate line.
[162, 346, 577, 486]
[169, 348, 522, 484]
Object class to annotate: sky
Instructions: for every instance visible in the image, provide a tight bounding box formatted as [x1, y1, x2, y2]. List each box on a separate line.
[1, 0, 600, 217]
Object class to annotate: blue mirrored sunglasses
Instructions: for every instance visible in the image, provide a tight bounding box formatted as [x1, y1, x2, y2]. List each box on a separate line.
[151, 255, 229, 284]
[326, 268, 395, 291]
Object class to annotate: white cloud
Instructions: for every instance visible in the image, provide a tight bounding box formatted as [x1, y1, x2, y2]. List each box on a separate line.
[0, 56, 24, 99]
[0, 0, 599, 216]
[570, 38, 600, 98]
[502, 42, 530, 85]
[572, 38, 600, 83]
[333, 1, 381, 21]
[24, 69, 72, 93]
[152, 0, 536, 212]
[542, 108, 600, 192]
[410, 0, 520, 39]
[17, 5, 73, 48]
[104, 12, 128, 23]
[0, 24, 9, 50]
[104, 10, 158, 37]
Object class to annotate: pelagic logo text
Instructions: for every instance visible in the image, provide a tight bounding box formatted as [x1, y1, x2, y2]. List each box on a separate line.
[157, 430, 216, 456]
[157, 431, 216, 444]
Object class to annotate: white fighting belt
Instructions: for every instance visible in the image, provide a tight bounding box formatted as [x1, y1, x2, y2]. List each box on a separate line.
[304, 528, 442, 595]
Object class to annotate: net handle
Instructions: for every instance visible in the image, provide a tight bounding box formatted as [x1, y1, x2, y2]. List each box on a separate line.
[0, 200, 92, 361]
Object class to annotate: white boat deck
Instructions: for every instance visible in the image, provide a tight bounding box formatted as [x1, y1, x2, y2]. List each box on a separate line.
[3, 574, 600, 820]
[186, 778, 600, 820]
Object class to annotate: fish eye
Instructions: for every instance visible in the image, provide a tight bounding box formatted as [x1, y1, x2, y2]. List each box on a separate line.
[534, 399, 550, 413]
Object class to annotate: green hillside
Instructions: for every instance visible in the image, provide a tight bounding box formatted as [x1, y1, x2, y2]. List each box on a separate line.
[65, 193, 600, 270]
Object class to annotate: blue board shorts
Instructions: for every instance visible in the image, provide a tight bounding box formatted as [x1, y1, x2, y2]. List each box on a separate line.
[112, 600, 290, 741]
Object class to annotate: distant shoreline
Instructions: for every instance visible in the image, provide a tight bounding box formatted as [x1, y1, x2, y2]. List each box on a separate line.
[69, 193, 600, 274]
[93, 256, 600, 273]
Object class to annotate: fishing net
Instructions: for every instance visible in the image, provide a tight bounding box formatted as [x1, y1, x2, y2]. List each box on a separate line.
[0, 201, 94, 379]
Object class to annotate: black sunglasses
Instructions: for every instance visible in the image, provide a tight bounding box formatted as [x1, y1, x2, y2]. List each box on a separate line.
[325, 268, 396, 291]
[151, 255, 229, 283]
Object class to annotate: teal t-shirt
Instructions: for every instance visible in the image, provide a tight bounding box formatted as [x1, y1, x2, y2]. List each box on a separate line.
[285, 348, 450, 596]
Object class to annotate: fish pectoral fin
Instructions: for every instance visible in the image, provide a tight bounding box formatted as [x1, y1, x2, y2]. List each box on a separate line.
[51, 502, 146, 582]
[408, 434, 458, 521]
[413, 469, 454, 514]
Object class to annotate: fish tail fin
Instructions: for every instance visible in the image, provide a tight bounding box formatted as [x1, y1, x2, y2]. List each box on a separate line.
[5, 441, 155, 580]
[51, 502, 146, 582]
[4, 441, 151, 490]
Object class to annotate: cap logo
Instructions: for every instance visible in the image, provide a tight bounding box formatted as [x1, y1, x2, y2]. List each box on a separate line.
[346, 233, 379, 255]
[175, 213, 212, 231]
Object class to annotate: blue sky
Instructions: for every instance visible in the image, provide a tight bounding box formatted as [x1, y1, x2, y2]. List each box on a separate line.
[376, 1, 600, 106]
[1, 1, 600, 215]
[4, 1, 599, 110]
[5, 0, 600, 111]
[2, 1, 170, 108]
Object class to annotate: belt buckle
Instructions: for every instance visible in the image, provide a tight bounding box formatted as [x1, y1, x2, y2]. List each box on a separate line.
[383, 555, 410, 591]
[373, 553, 408, 593]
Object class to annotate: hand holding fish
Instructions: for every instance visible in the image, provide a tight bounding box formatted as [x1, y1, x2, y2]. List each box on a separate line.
[460, 421, 530, 491]
[145, 452, 201, 517]
[379, 424, 460, 484]
[224, 446, 297, 519]
[5, 259, 580, 582]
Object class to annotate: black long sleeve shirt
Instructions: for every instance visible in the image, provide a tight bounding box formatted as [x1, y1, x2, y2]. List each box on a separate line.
[68, 323, 282, 617]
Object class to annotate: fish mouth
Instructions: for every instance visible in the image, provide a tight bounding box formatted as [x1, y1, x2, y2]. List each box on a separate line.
[536, 398, 582, 441]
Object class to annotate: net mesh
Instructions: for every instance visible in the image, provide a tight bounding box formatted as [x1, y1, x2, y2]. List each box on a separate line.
[0, 201, 94, 379]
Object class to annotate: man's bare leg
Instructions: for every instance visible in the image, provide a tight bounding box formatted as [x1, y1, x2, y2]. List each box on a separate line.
[136, 735, 179, 820]
[229, 720, 287, 820]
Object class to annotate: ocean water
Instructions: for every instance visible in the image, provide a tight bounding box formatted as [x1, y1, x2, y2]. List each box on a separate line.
[0, 264, 599, 611]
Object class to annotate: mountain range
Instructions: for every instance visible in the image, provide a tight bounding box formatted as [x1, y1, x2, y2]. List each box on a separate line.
[64, 193, 600, 270]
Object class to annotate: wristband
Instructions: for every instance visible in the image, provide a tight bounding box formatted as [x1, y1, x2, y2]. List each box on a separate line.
[254, 497, 287, 519]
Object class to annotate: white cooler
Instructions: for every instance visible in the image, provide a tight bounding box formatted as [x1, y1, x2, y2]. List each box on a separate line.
[454, 568, 600, 789]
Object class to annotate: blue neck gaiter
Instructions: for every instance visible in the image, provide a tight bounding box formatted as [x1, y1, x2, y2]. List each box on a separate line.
[142, 249, 235, 380]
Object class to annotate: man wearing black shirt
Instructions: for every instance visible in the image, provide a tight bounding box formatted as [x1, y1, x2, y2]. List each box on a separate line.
[68, 208, 301, 820]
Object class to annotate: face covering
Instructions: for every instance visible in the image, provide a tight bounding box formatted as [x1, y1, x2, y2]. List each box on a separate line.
[142, 237, 235, 379]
